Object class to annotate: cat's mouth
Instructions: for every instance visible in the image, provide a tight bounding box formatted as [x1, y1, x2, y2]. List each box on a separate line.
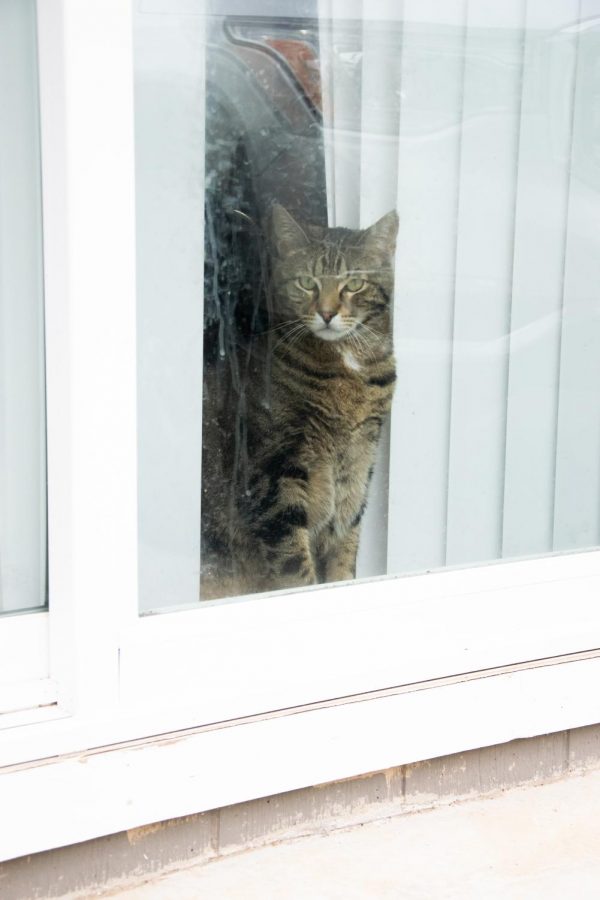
[309, 314, 352, 342]
[313, 328, 347, 342]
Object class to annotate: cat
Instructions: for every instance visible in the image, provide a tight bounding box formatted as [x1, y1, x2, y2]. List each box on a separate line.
[200, 203, 398, 601]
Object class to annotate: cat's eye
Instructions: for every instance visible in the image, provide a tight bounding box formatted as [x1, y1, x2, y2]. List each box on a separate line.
[298, 275, 317, 291]
[345, 277, 365, 293]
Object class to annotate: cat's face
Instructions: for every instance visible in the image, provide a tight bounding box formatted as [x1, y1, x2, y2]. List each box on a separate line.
[271, 206, 399, 343]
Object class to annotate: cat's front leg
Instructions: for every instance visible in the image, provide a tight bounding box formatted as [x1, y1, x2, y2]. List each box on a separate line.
[260, 517, 317, 591]
[320, 525, 360, 584]
[254, 477, 317, 591]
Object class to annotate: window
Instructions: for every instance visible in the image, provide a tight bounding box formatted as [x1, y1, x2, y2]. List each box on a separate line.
[0, 0, 46, 616]
[0, 0, 50, 723]
[2, 0, 600, 863]
[136, 0, 600, 614]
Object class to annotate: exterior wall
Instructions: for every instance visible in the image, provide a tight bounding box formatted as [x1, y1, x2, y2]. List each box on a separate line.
[2, 723, 599, 899]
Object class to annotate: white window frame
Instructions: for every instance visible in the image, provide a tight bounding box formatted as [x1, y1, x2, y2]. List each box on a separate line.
[1, 0, 600, 862]
[0, 612, 52, 717]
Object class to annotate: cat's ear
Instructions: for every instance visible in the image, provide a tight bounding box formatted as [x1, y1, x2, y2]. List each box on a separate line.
[361, 210, 399, 257]
[271, 204, 310, 256]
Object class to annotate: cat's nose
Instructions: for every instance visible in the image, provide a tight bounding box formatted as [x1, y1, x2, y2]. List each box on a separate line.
[320, 311, 335, 324]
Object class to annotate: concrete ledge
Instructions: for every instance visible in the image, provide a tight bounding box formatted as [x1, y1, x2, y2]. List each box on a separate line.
[2, 723, 599, 899]
[111, 765, 600, 899]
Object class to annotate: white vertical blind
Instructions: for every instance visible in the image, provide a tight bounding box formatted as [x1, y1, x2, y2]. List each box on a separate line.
[445, 0, 526, 566]
[322, 0, 600, 577]
[319, 0, 404, 578]
[356, 5, 403, 578]
[388, 0, 467, 573]
[503, 0, 580, 557]
[0, 0, 46, 613]
[553, 0, 600, 551]
[135, 9, 206, 613]
[318, 0, 362, 227]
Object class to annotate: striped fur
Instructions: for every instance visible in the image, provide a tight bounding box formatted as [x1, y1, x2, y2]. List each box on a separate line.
[201, 206, 398, 600]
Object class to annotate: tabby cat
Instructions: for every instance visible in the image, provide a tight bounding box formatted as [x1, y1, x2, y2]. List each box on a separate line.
[200, 204, 398, 600]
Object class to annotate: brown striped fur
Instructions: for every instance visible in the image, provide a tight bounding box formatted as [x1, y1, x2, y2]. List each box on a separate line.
[201, 205, 398, 600]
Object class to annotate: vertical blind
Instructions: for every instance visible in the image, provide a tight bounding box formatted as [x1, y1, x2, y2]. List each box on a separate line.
[135, 9, 206, 613]
[320, 0, 600, 577]
[0, 0, 46, 614]
[319, 0, 402, 578]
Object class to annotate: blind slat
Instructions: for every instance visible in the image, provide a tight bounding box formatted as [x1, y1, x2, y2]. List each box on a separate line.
[355, 4, 403, 578]
[387, 0, 467, 574]
[553, 0, 600, 551]
[445, 0, 526, 566]
[502, 0, 579, 558]
[135, 12, 206, 612]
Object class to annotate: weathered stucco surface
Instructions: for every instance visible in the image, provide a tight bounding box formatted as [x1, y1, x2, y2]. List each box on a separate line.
[1, 723, 599, 899]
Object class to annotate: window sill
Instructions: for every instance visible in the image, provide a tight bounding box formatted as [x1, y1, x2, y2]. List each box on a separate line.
[2, 653, 600, 862]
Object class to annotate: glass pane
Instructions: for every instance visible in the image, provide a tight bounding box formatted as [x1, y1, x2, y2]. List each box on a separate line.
[135, 1, 600, 613]
[0, 0, 47, 616]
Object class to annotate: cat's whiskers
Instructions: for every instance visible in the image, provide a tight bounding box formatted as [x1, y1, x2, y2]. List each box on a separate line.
[271, 320, 309, 353]
[266, 318, 303, 335]
[344, 320, 377, 362]
[288, 330, 308, 352]
[355, 323, 382, 359]
[347, 331, 369, 362]
[288, 320, 310, 343]
[358, 337, 378, 364]
[275, 324, 305, 345]
[356, 321, 381, 343]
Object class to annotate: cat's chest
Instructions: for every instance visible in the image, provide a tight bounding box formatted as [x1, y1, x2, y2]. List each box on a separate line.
[271, 344, 393, 430]
[323, 370, 373, 431]
[341, 349, 362, 373]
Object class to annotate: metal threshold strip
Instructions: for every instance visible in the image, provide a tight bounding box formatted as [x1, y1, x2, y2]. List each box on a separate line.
[5, 646, 600, 774]
[162, 645, 600, 733]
